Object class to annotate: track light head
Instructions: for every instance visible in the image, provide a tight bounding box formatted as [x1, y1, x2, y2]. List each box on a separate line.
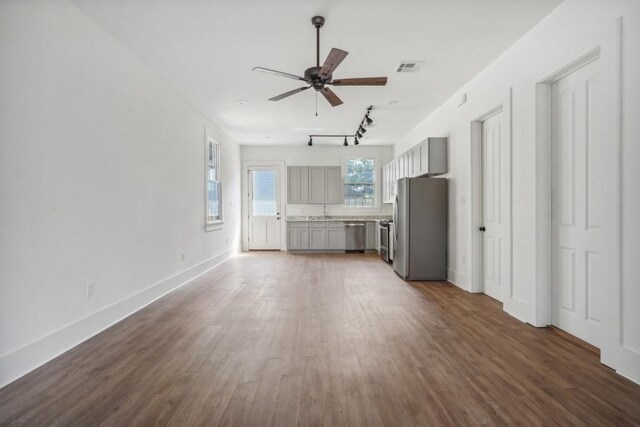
[356, 130, 363, 139]
[354, 137, 359, 145]
[343, 136, 348, 147]
[359, 125, 367, 134]
[307, 137, 313, 146]
[365, 115, 373, 125]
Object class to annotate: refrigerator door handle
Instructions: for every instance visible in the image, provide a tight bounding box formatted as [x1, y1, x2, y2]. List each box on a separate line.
[393, 195, 399, 239]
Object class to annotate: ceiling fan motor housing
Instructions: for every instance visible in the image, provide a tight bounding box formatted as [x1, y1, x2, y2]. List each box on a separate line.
[304, 66, 331, 90]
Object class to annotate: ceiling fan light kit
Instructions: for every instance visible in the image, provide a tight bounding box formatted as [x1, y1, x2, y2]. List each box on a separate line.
[253, 16, 388, 109]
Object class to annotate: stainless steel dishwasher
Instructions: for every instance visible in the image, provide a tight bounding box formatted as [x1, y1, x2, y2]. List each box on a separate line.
[345, 222, 366, 251]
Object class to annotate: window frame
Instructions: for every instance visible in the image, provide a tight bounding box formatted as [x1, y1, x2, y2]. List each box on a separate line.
[343, 156, 377, 208]
[205, 136, 223, 231]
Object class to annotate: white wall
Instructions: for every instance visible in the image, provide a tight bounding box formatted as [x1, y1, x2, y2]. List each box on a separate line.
[241, 145, 393, 249]
[393, 0, 640, 381]
[0, 0, 242, 387]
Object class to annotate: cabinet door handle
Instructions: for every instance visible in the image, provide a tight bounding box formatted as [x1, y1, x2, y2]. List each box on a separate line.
[479, 226, 486, 232]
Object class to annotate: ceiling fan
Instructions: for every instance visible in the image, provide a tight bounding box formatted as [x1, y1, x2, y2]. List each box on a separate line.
[252, 16, 387, 107]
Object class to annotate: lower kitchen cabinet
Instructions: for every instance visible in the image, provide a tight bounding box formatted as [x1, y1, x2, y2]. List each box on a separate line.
[287, 222, 309, 250]
[326, 223, 346, 249]
[287, 221, 379, 252]
[309, 228, 326, 249]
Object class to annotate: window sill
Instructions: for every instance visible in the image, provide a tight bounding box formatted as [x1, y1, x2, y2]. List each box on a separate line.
[205, 221, 224, 232]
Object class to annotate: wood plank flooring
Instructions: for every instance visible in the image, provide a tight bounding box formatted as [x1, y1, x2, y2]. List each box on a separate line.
[1, 252, 639, 426]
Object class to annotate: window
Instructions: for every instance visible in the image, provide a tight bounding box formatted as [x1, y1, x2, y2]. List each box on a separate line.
[344, 158, 375, 206]
[206, 138, 222, 225]
[251, 170, 277, 216]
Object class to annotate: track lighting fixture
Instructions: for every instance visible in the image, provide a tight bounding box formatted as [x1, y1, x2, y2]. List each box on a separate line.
[304, 107, 374, 146]
[364, 115, 373, 126]
[306, 134, 354, 147]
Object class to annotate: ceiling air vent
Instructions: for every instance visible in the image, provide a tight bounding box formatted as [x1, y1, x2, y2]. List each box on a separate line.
[396, 61, 424, 73]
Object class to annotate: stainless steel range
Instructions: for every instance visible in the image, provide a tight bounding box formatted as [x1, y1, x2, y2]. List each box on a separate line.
[378, 220, 392, 263]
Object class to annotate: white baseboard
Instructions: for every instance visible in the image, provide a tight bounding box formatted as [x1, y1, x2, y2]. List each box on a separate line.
[0, 246, 239, 389]
[447, 269, 468, 291]
[617, 369, 640, 386]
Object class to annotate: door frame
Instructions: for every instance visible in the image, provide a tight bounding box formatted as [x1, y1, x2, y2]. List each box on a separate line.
[533, 20, 625, 375]
[533, 47, 602, 329]
[469, 89, 513, 313]
[242, 161, 286, 251]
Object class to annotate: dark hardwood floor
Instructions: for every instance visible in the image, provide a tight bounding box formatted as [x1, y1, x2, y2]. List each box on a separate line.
[1, 252, 639, 426]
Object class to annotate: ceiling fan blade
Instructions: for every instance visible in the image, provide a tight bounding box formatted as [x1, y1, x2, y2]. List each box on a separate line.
[268, 86, 311, 101]
[320, 87, 343, 107]
[253, 67, 308, 82]
[318, 48, 349, 79]
[331, 77, 388, 86]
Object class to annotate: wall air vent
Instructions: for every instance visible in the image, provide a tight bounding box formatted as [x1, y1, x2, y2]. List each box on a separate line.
[396, 61, 424, 73]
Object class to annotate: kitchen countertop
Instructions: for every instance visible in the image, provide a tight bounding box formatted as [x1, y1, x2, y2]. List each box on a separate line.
[286, 215, 392, 222]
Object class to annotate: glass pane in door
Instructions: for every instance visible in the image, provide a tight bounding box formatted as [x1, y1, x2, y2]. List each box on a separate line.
[252, 170, 277, 216]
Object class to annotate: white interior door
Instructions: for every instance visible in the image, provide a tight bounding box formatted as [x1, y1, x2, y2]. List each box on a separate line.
[481, 111, 509, 302]
[551, 59, 602, 347]
[248, 166, 281, 250]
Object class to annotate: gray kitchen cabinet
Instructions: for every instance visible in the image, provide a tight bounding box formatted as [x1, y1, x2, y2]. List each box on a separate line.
[325, 166, 343, 204]
[391, 159, 398, 199]
[365, 222, 377, 250]
[308, 167, 326, 204]
[326, 223, 345, 249]
[287, 166, 309, 203]
[404, 151, 413, 178]
[308, 166, 342, 204]
[287, 222, 309, 250]
[309, 227, 326, 249]
[411, 145, 421, 177]
[382, 163, 390, 203]
[419, 137, 448, 175]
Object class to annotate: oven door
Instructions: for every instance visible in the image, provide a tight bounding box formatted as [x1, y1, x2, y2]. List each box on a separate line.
[379, 224, 388, 249]
[378, 224, 389, 262]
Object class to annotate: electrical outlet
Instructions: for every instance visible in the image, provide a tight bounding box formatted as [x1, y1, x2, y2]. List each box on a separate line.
[181, 253, 186, 262]
[462, 255, 466, 265]
[86, 282, 95, 297]
[225, 238, 228, 245]
[460, 195, 466, 205]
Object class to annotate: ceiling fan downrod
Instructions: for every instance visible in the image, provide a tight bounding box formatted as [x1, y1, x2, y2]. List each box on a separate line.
[311, 16, 325, 67]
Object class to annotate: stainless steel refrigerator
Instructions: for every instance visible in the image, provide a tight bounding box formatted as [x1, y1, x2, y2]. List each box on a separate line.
[393, 177, 447, 280]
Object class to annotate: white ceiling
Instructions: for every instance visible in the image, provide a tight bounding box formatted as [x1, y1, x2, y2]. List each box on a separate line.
[71, 0, 561, 146]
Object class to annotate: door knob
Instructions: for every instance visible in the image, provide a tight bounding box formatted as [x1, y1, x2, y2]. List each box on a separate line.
[479, 226, 486, 232]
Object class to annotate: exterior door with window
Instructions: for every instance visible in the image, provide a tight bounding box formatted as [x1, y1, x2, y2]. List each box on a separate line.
[248, 166, 281, 250]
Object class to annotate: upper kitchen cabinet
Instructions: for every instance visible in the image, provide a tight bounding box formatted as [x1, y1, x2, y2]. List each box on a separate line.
[381, 137, 448, 203]
[288, 166, 343, 204]
[417, 137, 448, 176]
[325, 166, 343, 204]
[411, 145, 421, 177]
[287, 166, 309, 204]
[309, 166, 326, 204]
